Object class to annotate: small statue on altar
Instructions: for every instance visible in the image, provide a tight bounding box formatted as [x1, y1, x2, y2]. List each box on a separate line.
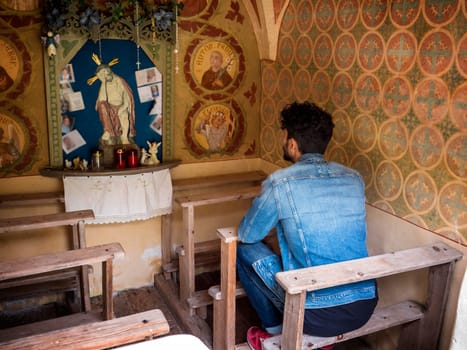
[73, 157, 81, 169]
[140, 141, 160, 165]
[140, 148, 148, 165]
[81, 159, 89, 171]
[72, 157, 88, 171]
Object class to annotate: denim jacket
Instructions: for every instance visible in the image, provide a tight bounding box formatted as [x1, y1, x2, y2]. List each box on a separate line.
[238, 153, 376, 309]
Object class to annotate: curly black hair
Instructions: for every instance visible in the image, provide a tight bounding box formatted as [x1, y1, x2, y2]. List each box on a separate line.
[280, 101, 334, 154]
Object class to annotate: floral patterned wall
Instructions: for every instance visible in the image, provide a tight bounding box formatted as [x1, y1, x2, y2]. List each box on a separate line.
[259, 0, 467, 245]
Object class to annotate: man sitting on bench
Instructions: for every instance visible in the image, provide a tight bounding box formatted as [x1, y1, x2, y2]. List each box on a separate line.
[237, 101, 378, 350]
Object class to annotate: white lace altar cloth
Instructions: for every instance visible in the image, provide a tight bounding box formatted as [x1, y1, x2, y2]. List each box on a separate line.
[63, 169, 172, 224]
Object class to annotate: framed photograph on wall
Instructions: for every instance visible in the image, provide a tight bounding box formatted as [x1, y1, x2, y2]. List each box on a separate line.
[62, 129, 86, 154]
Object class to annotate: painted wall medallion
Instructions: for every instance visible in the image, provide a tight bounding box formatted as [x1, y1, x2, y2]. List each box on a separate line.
[185, 101, 245, 156]
[0, 101, 37, 174]
[0, 34, 30, 99]
[192, 40, 238, 92]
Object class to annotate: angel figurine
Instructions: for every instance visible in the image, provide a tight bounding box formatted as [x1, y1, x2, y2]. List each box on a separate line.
[42, 31, 60, 57]
[147, 141, 160, 165]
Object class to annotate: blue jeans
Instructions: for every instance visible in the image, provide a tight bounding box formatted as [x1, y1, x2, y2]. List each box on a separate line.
[237, 242, 284, 333]
[237, 242, 378, 336]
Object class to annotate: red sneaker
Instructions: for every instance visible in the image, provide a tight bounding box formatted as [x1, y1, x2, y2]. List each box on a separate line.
[247, 326, 273, 350]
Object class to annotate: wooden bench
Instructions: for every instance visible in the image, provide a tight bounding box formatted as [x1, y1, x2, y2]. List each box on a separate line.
[210, 227, 463, 350]
[0, 192, 64, 208]
[161, 170, 266, 270]
[0, 209, 95, 312]
[161, 171, 266, 315]
[175, 185, 261, 314]
[0, 242, 124, 323]
[0, 308, 169, 350]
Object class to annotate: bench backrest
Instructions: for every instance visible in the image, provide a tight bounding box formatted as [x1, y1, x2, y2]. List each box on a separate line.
[0, 209, 94, 234]
[172, 171, 266, 191]
[0, 242, 124, 281]
[0, 209, 96, 312]
[276, 242, 463, 294]
[0, 192, 64, 208]
[176, 185, 261, 208]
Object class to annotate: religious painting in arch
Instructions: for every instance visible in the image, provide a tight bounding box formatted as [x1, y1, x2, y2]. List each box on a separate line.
[42, 1, 179, 168]
[57, 39, 164, 167]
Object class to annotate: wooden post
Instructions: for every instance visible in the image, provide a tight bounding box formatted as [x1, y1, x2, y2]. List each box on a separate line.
[161, 213, 172, 279]
[398, 262, 455, 350]
[281, 291, 306, 350]
[179, 205, 195, 314]
[102, 258, 114, 320]
[76, 219, 91, 312]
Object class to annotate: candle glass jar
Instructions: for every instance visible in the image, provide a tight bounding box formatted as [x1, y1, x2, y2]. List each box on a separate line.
[126, 149, 138, 168]
[114, 148, 126, 169]
[91, 150, 103, 170]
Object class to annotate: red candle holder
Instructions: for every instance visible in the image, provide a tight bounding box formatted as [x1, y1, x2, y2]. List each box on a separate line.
[127, 149, 138, 168]
[114, 148, 126, 169]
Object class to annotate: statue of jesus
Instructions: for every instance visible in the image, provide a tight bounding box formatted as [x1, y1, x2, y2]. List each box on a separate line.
[94, 64, 136, 145]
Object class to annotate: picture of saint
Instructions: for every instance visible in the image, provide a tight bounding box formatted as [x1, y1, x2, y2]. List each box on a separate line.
[192, 41, 237, 92]
[61, 115, 74, 134]
[60, 64, 75, 83]
[62, 129, 86, 154]
[147, 68, 157, 83]
[135, 67, 161, 87]
[62, 134, 76, 151]
[201, 51, 233, 90]
[194, 104, 234, 152]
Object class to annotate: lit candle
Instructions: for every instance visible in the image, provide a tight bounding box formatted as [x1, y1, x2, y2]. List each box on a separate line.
[127, 149, 138, 168]
[114, 148, 126, 169]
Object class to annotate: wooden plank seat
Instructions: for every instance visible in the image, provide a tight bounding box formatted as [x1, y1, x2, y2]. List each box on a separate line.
[0, 209, 95, 313]
[0, 308, 169, 350]
[210, 227, 463, 350]
[0, 209, 94, 234]
[174, 185, 261, 315]
[161, 171, 266, 273]
[0, 192, 64, 208]
[171, 170, 266, 192]
[0, 242, 125, 322]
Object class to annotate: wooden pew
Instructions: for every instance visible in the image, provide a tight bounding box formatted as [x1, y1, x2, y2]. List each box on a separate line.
[175, 185, 261, 314]
[0, 308, 169, 350]
[210, 227, 463, 350]
[0, 242, 124, 322]
[162, 170, 266, 271]
[0, 209, 95, 312]
[161, 171, 266, 315]
[0, 192, 64, 208]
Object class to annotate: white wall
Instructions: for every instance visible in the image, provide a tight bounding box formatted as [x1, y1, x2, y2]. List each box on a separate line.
[365, 204, 466, 350]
